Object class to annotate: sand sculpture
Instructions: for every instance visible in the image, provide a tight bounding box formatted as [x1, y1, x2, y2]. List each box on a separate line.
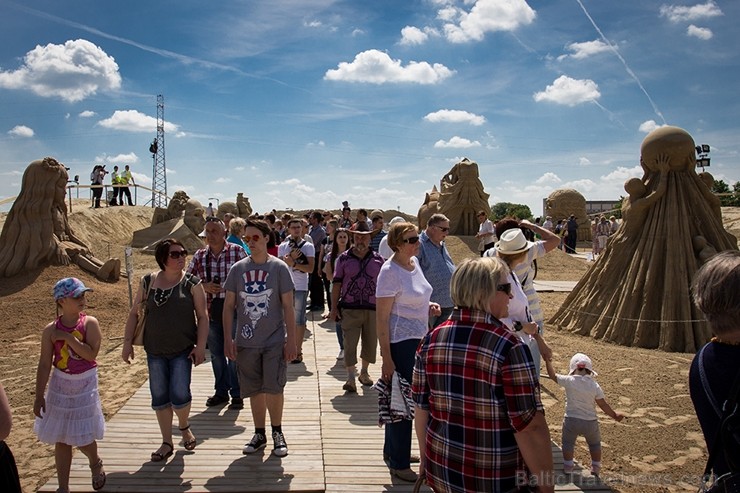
[418, 158, 491, 235]
[216, 201, 239, 218]
[236, 193, 253, 218]
[0, 157, 121, 281]
[131, 191, 254, 253]
[545, 189, 591, 241]
[550, 126, 738, 352]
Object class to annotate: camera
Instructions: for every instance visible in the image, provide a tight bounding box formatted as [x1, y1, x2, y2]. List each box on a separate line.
[213, 275, 221, 284]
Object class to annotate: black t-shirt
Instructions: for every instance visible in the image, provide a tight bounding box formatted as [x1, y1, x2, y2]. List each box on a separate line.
[689, 341, 740, 476]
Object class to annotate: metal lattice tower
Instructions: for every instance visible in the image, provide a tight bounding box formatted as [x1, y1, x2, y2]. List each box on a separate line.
[151, 94, 168, 207]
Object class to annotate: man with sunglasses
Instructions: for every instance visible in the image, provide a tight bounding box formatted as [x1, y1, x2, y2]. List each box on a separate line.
[223, 219, 297, 458]
[187, 216, 247, 409]
[416, 213, 456, 328]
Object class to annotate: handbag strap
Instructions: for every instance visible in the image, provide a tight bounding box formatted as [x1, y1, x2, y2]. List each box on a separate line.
[702, 365, 740, 478]
[142, 272, 157, 301]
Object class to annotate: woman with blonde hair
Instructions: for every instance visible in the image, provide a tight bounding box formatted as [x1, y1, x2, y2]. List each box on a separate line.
[376, 222, 441, 482]
[413, 256, 554, 493]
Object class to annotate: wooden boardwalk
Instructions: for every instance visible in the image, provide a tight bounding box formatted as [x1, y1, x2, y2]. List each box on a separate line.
[40, 310, 611, 492]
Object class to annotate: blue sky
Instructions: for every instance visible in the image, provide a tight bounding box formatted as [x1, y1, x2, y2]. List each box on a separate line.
[1, 0, 738, 217]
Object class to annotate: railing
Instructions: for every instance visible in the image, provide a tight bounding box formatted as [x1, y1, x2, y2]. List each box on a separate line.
[63, 184, 170, 212]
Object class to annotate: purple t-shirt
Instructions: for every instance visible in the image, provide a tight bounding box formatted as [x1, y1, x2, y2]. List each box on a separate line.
[333, 248, 384, 310]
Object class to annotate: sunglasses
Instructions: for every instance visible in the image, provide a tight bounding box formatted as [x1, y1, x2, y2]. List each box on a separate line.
[402, 236, 420, 244]
[168, 250, 188, 259]
[205, 216, 222, 223]
[496, 283, 512, 296]
[434, 225, 450, 233]
[244, 234, 263, 242]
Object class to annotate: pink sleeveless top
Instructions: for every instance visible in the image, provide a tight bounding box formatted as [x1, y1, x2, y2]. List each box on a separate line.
[53, 313, 97, 374]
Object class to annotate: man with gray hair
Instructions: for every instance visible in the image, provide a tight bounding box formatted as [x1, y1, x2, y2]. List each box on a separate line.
[416, 214, 455, 328]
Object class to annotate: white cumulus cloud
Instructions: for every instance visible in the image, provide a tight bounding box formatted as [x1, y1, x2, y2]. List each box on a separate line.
[442, 0, 536, 43]
[558, 39, 610, 61]
[533, 75, 600, 106]
[687, 25, 713, 40]
[324, 50, 454, 84]
[638, 120, 668, 133]
[0, 39, 121, 102]
[79, 110, 97, 118]
[535, 172, 561, 184]
[7, 125, 34, 138]
[98, 110, 180, 134]
[424, 109, 486, 126]
[433, 136, 481, 148]
[579, 157, 591, 166]
[659, 1, 723, 23]
[400, 26, 429, 46]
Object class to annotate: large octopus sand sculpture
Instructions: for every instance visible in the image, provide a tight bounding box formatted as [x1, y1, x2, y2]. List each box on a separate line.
[550, 126, 738, 352]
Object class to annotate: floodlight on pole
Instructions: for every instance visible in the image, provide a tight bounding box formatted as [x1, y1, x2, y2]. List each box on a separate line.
[695, 143, 711, 171]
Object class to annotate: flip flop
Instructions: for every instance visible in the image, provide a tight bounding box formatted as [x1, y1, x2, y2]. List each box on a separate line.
[180, 425, 197, 451]
[151, 442, 174, 462]
[91, 458, 106, 491]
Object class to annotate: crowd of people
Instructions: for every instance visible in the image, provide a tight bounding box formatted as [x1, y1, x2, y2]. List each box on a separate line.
[14, 204, 737, 493]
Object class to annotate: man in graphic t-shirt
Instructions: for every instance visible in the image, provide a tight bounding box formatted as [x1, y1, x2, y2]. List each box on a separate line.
[224, 219, 297, 458]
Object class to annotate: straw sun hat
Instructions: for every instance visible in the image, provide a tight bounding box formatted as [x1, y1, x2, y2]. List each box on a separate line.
[495, 228, 535, 255]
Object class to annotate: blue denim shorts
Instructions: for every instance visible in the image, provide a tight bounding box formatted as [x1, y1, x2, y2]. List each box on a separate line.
[294, 290, 308, 326]
[147, 349, 193, 410]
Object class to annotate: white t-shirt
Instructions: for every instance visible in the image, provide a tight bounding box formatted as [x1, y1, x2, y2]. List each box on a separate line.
[378, 236, 393, 260]
[277, 238, 315, 291]
[555, 374, 605, 420]
[375, 258, 432, 343]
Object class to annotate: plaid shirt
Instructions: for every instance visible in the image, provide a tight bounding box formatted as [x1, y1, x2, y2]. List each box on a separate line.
[187, 242, 247, 310]
[412, 308, 543, 493]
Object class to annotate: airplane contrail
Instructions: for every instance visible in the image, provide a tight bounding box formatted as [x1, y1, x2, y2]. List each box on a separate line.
[3, 1, 297, 89]
[574, 0, 667, 124]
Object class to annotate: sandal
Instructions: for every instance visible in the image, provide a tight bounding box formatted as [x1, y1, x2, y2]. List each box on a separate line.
[180, 425, 197, 451]
[151, 442, 174, 462]
[91, 458, 106, 491]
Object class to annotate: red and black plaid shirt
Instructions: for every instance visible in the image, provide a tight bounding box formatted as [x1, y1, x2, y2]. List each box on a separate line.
[412, 308, 543, 493]
[187, 243, 246, 311]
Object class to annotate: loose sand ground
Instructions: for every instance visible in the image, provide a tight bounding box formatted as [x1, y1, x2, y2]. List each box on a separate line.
[2, 204, 737, 493]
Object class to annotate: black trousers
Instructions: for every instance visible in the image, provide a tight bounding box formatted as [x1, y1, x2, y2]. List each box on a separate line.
[120, 186, 133, 205]
[309, 258, 325, 308]
[92, 185, 103, 208]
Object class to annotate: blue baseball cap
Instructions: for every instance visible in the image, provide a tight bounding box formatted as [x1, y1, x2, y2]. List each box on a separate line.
[53, 277, 93, 300]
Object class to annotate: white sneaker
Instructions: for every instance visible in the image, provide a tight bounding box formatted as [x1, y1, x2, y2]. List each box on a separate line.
[337, 349, 344, 360]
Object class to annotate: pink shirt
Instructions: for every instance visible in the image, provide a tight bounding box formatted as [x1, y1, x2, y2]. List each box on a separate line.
[53, 313, 97, 374]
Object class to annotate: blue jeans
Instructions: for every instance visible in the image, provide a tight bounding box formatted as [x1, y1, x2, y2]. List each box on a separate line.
[429, 306, 453, 329]
[384, 338, 420, 470]
[335, 322, 344, 350]
[208, 318, 240, 399]
[147, 349, 193, 410]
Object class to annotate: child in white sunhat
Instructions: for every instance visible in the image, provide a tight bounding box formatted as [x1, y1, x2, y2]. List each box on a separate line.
[545, 353, 624, 476]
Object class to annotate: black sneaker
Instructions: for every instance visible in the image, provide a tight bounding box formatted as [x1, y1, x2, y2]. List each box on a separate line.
[242, 433, 267, 454]
[272, 431, 288, 457]
[228, 397, 244, 410]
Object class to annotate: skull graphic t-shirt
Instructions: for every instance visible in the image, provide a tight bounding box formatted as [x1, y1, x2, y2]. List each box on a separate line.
[225, 255, 295, 348]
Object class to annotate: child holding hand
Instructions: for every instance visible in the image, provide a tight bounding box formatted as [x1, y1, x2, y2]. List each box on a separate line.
[545, 353, 623, 476]
[34, 278, 106, 493]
